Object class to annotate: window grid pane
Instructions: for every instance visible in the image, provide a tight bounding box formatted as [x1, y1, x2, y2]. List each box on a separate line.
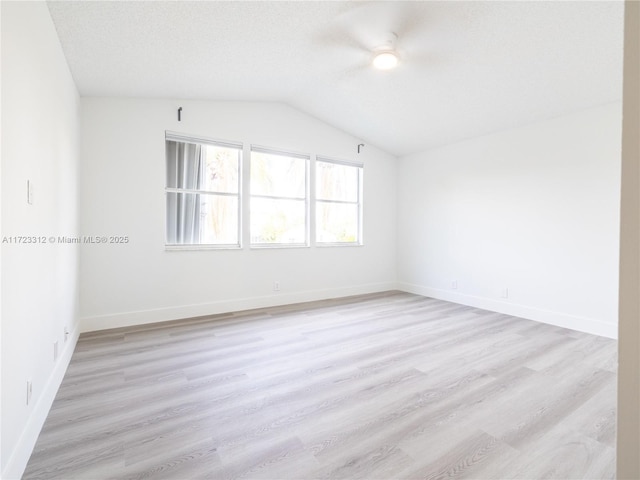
[316, 161, 359, 202]
[250, 152, 307, 198]
[316, 202, 359, 243]
[201, 145, 240, 194]
[166, 137, 241, 247]
[315, 160, 362, 244]
[250, 197, 306, 244]
[166, 193, 239, 245]
[250, 148, 309, 245]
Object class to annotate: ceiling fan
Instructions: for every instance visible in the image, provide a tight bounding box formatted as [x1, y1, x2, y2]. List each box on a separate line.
[314, 1, 434, 76]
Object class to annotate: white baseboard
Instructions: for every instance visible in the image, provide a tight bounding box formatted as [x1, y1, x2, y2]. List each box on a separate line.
[80, 282, 398, 333]
[398, 282, 617, 339]
[81, 282, 618, 339]
[1, 324, 81, 480]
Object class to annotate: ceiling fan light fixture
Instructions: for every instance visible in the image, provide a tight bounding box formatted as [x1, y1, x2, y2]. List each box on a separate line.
[373, 51, 399, 70]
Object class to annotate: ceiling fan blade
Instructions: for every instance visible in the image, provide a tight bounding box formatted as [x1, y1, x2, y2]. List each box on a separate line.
[401, 50, 446, 70]
[394, 5, 431, 41]
[313, 26, 371, 56]
[338, 61, 373, 81]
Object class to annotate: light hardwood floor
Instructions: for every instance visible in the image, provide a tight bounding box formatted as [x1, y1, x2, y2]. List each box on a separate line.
[23, 292, 617, 480]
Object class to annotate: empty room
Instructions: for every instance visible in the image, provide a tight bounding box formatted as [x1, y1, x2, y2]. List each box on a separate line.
[2, 1, 640, 479]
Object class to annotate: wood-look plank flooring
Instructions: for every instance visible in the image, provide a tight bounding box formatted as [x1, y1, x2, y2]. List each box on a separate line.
[23, 292, 617, 480]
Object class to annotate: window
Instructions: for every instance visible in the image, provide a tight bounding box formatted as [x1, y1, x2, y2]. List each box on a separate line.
[316, 158, 363, 244]
[166, 133, 241, 247]
[250, 147, 309, 246]
[165, 133, 363, 250]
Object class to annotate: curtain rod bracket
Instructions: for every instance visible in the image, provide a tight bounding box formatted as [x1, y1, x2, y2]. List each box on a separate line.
[178, 107, 183, 122]
[357, 143, 364, 154]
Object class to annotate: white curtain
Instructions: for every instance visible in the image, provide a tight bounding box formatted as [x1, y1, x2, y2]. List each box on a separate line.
[167, 141, 203, 244]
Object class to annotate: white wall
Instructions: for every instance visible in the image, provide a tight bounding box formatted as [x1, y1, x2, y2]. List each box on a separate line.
[1, 2, 81, 478]
[80, 98, 397, 331]
[398, 103, 622, 338]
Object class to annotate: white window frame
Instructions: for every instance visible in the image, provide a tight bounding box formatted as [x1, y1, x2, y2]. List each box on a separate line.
[315, 156, 363, 246]
[165, 131, 243, 250]
[249, 145, 310, 248]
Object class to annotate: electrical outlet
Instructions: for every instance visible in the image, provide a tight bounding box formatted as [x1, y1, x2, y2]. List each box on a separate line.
[273, 281, 280, 292]
[27, 180, 34, 205]
[53, 340, 59, 361]
[451, 280, 458, 289]
[501, 288, 509, 299]
[26, 380, 33, 405]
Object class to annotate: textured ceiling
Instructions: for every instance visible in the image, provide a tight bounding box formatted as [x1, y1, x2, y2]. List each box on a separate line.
[47, 1, 624, 157]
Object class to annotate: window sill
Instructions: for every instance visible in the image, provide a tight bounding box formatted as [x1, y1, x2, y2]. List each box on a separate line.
[316, 243, 363, 248]
[165, 244, 242, 251]
[250, 244, 310, 250]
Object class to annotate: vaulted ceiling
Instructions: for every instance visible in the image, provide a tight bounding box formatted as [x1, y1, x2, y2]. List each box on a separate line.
[47, 1, 624, 157]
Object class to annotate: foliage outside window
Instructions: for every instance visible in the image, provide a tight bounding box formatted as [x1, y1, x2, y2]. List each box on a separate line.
[250, 147, 309, 246]
[316, 158, 363, 244]
[166, 134, 241, 247]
